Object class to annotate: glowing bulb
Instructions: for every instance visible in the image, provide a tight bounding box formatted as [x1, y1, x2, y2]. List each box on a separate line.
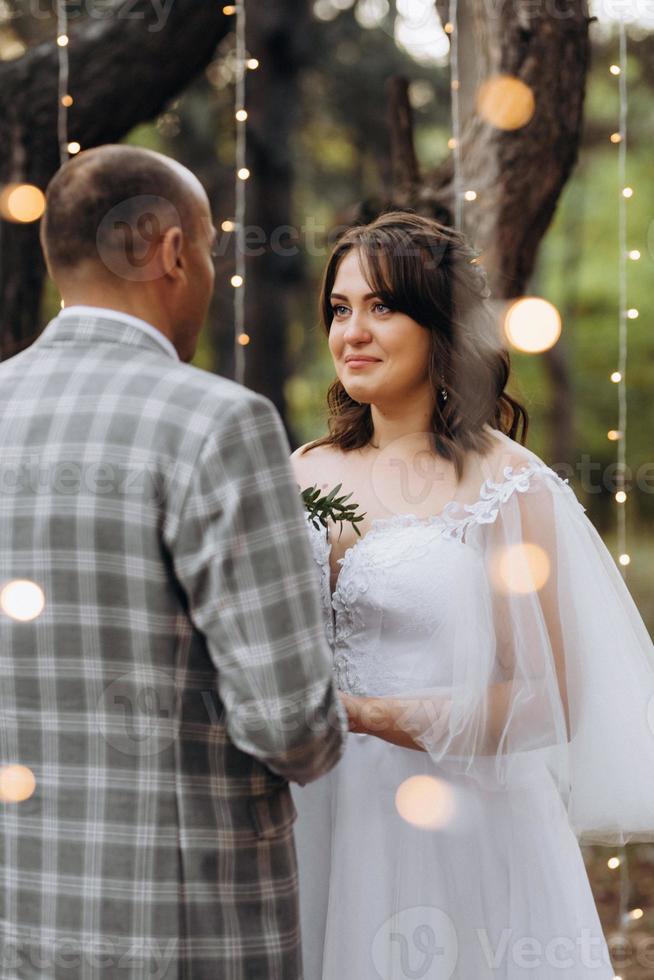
[629, 908, 644, 920]
[237, 333, 250, 346]
[235, 109, 248, 122]
[0, 580, 45, 621]
[610, 371, 622, 383]
[476, 75, 536, 131]
[0, 765, 36, 803]
[447, 137, 457, 149]
[610, 132, 622, 143]
[395, 775, 457, 830]
[57, 34, 69, 47]
[444, 21, 454, 32]
[503, 297, 562, 354]
[231, 274, 244, 288]
[607, 856, 621, 869]
[619, 553, 630, 566]
[222, 219, 236, 232]
[61, 94, 74, 108]
[628, 249, 640, 260]
[622, 187, 633, 198]
[607, 430, 622, 441]
[0, 184, 46, 224]
[615, 491, 627, 503]
[247, 58, 260, 70]
[67, 142, 81, 155]
[626, 308, 639, 319]
[610, 64, 621, 75]
[237, 168, 250, 181]
[464, 190, 477, 201]
[223, 4, 236, 13]
[451, 79, 460, 91]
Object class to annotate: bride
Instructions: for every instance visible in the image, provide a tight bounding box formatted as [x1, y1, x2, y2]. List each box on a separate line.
[289, 211, 654, 979]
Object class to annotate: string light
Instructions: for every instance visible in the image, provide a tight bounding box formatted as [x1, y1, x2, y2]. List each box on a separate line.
[233, 0, 249, 381]
[447, 0, 463, 230]
[56, 2, 72, 166]
[54, 1, 79, 168]
[612, 21, 633, 955]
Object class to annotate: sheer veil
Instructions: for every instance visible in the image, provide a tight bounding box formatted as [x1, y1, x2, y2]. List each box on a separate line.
[382, 432, 654, 845]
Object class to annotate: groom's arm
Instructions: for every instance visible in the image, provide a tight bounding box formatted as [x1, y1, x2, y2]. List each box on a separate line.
[165, 392, 347, 785]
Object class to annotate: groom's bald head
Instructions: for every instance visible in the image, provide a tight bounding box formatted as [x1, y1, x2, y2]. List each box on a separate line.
[40, 144, 208, 278]
[39, 145, 218, 364]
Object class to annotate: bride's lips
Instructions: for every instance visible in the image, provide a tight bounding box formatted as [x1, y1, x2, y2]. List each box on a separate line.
[345, 358, 381, 368]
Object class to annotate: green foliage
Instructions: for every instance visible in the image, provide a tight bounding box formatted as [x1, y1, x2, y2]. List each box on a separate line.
[301, 481, 367, 538]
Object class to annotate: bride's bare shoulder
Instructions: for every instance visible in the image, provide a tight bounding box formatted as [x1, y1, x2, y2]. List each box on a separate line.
[289, 440, 346, 492]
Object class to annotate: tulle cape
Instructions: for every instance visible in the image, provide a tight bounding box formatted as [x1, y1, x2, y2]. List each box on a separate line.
[369, 459, 654, 846]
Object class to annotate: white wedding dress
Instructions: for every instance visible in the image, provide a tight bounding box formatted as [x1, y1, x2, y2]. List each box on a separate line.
[290, 444, 654, 979]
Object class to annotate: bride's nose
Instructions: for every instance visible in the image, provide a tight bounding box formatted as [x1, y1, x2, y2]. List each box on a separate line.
[343, 311, 372, 343]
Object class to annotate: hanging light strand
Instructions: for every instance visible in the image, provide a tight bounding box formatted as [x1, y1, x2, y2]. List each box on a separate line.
[614, 22, 631, 959]
[233, 0, 248, 385]
[615, 22, 628, 576]
[56, 1, 70, 166]
[447, 0, 463, 231]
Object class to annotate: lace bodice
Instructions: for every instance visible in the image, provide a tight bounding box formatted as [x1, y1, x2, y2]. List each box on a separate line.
[303, 460, 584, 696]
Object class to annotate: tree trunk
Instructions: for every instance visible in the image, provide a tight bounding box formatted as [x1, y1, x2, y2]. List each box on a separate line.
[241, 0, 311, 436]
[0, 0, 232, 360]
[388, 0, 592, 465]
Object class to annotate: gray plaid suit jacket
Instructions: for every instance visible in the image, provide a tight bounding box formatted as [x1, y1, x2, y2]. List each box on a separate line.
[0, 311, 347, 979]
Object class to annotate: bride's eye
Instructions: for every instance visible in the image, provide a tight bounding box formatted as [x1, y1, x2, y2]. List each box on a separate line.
[332, 305, 349, 317]
[373, 303, 391, 314]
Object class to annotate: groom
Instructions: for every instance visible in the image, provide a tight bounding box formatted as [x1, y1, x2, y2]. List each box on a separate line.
[0, 145, 346, 978]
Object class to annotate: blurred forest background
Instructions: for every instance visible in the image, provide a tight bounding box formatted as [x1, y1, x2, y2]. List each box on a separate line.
[1, 2, 653, 969]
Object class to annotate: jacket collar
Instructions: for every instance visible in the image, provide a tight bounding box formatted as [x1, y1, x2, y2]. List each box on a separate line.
[34, 310, 179, 361]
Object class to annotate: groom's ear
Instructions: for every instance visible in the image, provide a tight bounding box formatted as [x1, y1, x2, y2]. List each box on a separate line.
[160, 226, 184, 280]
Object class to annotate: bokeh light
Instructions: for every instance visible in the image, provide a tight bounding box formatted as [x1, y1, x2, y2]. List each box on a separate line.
[0, 580, 46, 622]
[503, 297, 561, 353]
[476, 74, 535, 131]
[0, 765, 36, 803]
[490, 542, 551, 596]
[395, 775, 457, 830]
[0, 184, 46, 224]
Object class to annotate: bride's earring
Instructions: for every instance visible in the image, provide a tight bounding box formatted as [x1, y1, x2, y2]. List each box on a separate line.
[440, 377, 448, 403]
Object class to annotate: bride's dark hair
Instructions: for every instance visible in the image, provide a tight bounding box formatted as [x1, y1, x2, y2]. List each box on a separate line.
[301, 210, 529, 478]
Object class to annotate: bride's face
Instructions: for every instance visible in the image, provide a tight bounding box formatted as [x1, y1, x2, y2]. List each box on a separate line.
[328, 249, 431, 406]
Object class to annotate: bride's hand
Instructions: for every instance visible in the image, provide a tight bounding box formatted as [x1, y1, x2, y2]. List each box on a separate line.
[337, 690, 364, 734]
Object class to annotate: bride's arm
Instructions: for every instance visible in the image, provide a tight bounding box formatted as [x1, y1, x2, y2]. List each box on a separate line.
[339, 683, 516, 753]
